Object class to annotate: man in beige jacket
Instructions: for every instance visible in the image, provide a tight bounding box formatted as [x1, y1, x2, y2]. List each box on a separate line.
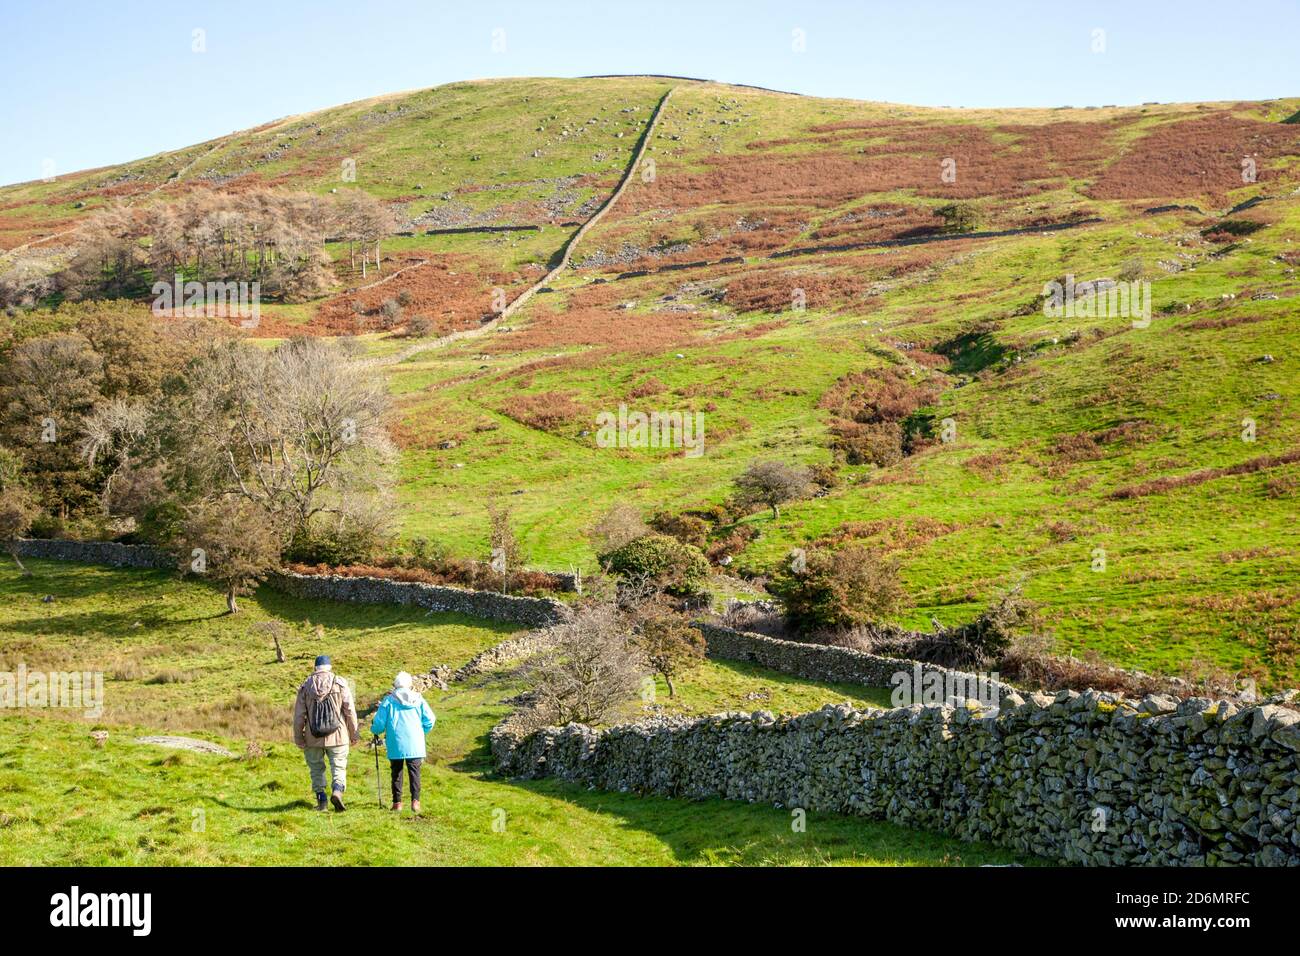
[293, 655, 360, 811]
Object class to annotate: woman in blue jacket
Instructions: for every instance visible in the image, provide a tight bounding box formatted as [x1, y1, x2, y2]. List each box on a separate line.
[370, 671, 436, 814]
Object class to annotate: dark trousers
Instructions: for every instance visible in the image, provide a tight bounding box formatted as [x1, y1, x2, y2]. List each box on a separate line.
[390, 758, 423, 803]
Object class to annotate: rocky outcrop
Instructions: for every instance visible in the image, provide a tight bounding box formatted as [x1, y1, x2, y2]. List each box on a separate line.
[492, 691, 1300, 866]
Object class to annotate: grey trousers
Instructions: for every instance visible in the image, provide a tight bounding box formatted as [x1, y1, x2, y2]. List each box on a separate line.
[304, 744, 349, 794]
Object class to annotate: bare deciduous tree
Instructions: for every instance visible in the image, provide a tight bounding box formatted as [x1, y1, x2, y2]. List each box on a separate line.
[526, 605, 648, 725]
[487, 496, 523, 594]
[333, 190, 395, 279]
[149, 337, 395, 551]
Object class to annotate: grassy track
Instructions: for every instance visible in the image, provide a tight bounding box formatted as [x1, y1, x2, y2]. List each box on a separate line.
[0, 561, 1036, 866]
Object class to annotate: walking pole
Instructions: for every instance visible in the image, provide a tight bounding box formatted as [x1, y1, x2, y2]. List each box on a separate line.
[372, 737, 384, 810]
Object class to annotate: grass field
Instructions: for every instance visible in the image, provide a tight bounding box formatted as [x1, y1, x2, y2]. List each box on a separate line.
[0, 560, 1035, 866]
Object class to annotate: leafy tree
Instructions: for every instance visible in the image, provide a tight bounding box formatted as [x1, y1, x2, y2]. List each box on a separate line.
[633, 614, 707, 697]
[74, 302, 191, 399]
[0, 332, 105, 517]
[935, 202, 981, 235]
[769, 545, 908, 633]
[733, 459, 813, 520]
[600, 533, 710, 597]
[178, 498, 283, 613]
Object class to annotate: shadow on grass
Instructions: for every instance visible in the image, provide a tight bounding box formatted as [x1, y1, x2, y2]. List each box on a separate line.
[211, 797, 312, 814]
[497, 773, 1038, 866]
[0, 607, 223, 638]
[249, 587, 521, 639]
[0, 561, 176, 602]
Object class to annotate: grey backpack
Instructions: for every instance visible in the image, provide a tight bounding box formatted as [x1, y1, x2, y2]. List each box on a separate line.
[307, 675, 342, 738]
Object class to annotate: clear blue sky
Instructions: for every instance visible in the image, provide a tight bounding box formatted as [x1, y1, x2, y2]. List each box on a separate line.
[2, 0, 1297, 187]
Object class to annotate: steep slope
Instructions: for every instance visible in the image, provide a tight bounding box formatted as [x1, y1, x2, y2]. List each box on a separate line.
[4, 77, 1300, 687]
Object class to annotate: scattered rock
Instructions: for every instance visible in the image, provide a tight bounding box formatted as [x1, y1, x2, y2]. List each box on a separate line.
[135, 736, 234, 757]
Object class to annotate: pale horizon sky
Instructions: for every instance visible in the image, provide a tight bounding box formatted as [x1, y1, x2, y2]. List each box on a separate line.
[2, 0, 1298, 187]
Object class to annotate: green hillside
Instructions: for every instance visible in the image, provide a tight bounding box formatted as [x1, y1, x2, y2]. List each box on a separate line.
[3, 77, 1299, 687]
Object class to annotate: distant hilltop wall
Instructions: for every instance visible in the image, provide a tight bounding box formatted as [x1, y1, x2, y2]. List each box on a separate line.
[492, 691, 1300, 866]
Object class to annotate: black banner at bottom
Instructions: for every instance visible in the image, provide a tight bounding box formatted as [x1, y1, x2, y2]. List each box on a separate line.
[0, 864, 1277, 940]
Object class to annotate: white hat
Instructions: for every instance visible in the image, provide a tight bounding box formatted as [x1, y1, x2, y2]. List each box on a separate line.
[393, 671, 413, 690]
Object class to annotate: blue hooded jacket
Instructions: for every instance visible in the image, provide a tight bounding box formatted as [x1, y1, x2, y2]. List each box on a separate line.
[370, 687, 436, 759]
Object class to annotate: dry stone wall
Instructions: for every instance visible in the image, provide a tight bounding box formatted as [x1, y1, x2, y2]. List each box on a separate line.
[695, 622, 1021, 704]
[492, 691, 1300, 866]
[272, 570, 569, 628]
[14, 539, 569, 629]
[14, 538, 172, 569]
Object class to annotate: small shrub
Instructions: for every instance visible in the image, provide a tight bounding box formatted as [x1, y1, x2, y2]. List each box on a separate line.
[935, 202, 982, 234]
[649, 511, 710, 550]
[768, 545, 907, 633]
[600, 534, 710, 596]
[830, 420, 903, 466]
[1118, 258, 1144, 281]
[807, 462, 841, 493]
[405, 315, 435, 337]
[144, 669, 195, 685]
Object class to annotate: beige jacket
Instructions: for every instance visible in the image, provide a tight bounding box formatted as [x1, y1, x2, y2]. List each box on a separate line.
[293, 669, 360, 748]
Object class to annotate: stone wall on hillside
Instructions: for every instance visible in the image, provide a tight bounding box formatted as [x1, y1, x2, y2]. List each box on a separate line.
[694, 622, 1022, 705]
[13, 538, 172, 570]
[492, 691, 1300, 866]
[451, 628, 561, 681]
[272, 571, 569, 628]
[14, 539, 570, 629]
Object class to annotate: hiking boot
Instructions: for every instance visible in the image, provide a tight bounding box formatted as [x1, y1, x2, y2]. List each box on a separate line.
[314, 792, 328, 812]
[391, 802, 403, 813]
[411, 800, 421, 815]
[330, 790, 346, 812]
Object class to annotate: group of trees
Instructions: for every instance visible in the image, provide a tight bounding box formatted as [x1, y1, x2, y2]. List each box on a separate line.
[0, 302, 195, 523]
[2, 188, 398, 310]
[0, 300, 395, 610]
